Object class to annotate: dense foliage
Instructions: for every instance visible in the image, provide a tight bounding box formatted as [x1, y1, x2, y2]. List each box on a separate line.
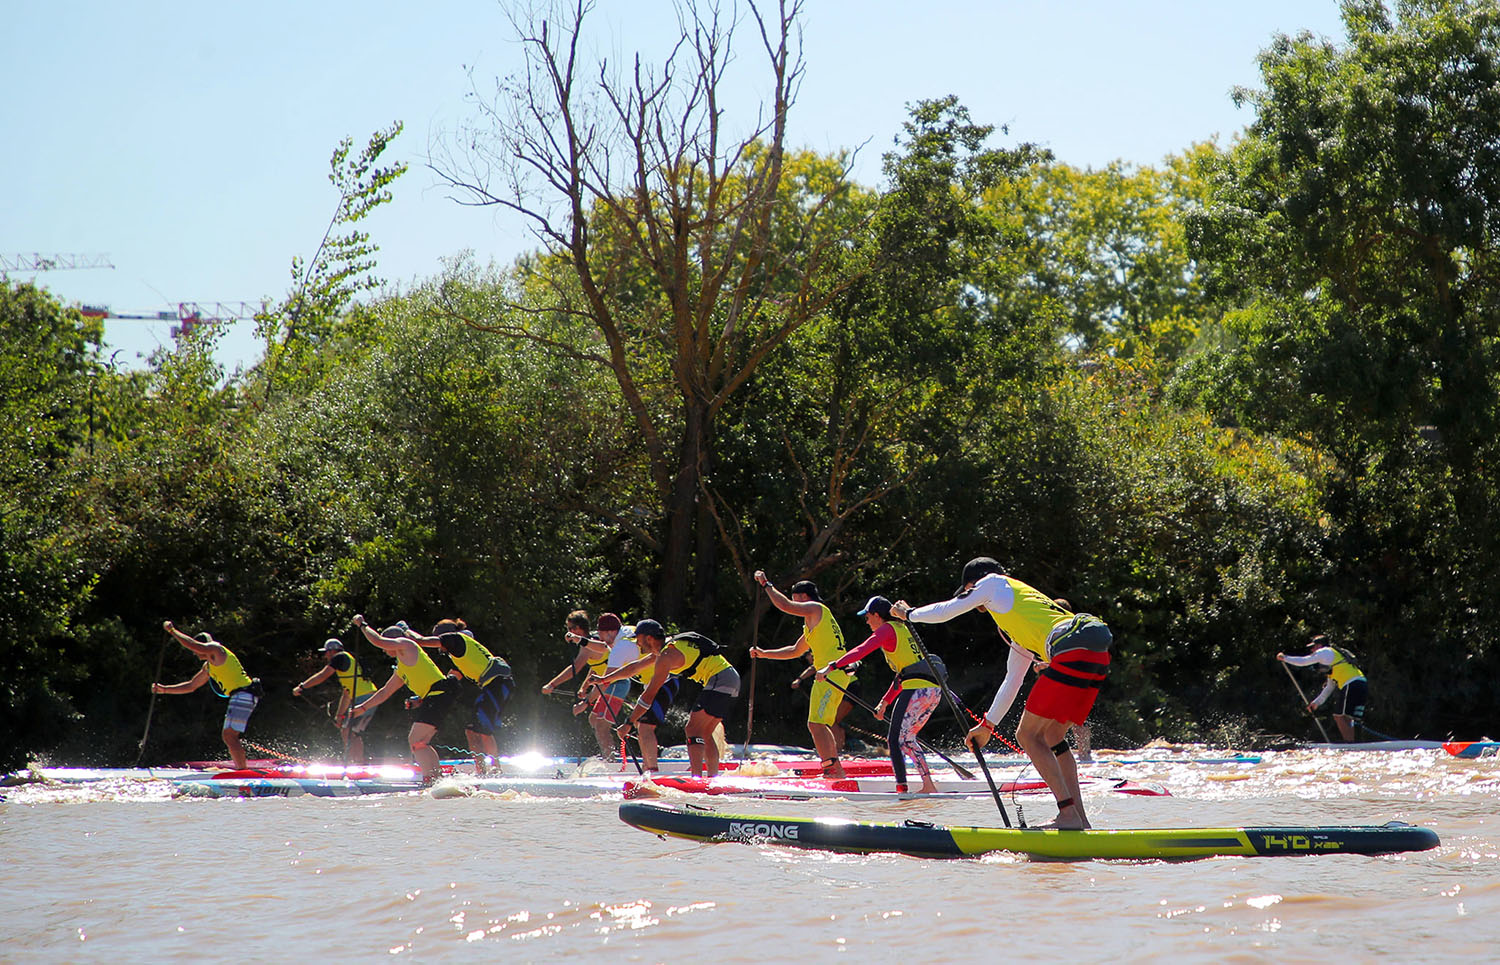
[4, 0, 1496, 770]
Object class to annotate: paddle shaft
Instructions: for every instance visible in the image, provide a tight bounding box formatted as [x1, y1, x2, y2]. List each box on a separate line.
[901, 620, 1013, 827]
[134, 632, 171, 766]
[812, 669, 978, 782]
[1281, 661, 1333, 742]
[741, 615, 762, 759]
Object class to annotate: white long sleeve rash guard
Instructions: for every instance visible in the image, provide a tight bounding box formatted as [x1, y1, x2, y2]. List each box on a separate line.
[907, 573, 1042, 726]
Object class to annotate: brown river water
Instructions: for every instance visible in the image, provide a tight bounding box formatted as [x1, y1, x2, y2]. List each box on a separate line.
[4, 746, 1499, 962]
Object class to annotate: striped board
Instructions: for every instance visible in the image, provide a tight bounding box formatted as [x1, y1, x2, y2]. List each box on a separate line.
[1442, 741, 1500, 759]
[5, 767, 207, 785]
[625, 774, 1169, 802]
[618, 802, 1441, 861]
[173, 777, 426, 798]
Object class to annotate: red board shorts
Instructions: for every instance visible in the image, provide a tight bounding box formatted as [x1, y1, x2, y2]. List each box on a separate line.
[1025, 614, 1112, 726]
[590, 684, 628, 721]
[1026, 649, 1110, 725]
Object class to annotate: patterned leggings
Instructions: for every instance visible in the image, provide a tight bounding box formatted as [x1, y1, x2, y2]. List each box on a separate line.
[887, 687, 942, 786]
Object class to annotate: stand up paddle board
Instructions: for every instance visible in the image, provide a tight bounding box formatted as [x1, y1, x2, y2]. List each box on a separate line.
[1304, 740, 1445, 751]
[1442, 741, 1500, 759]
[618, 801, 1439, 860]
[173, 777, 426, 798]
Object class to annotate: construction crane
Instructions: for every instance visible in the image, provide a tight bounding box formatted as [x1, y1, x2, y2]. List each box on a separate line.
[0, 252, 114, 275]
[79, 302, 264, 338]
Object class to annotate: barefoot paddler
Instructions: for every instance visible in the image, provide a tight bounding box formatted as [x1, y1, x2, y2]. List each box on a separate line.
[349, 614, 461, 782]
[1278, 634, 1368, 742]
[893, 557, 1111, 829]
[152, 621, 262, 769]
[292, 637, 378, 763]
[817, 596, 943, 794]
[404, 618, 514, 769]
[751, 572, 855, 778]
[600, 620, 740, 777]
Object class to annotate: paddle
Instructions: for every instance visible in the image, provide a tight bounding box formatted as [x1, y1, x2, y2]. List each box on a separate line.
[902, 620, 1013, 827]
[811, 671, 978, 782]
[1280, 660, 1333, 742]
[741, 654, 758, 758]
[134, 630, 171, 766]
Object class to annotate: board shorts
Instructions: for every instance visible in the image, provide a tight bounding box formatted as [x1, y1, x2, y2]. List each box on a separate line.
[1027, 617, 1112, 726]
[692, 667, 741, 720]
[347, 693, 376, 734]
[1339, 677, 1368, 720]
[466, 674, 514, 735]
[223, 690, 259, 733]
[807, 668, 852, 725]
[410, 677, 461, 728]
[590, 678, 631, 721]
[640, 677, 682, 726]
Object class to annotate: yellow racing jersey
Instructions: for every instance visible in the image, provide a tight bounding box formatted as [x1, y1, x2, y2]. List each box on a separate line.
[804, 603, 848, 668]
[394, 646, 446, 699]
[205, 647, 253, 695]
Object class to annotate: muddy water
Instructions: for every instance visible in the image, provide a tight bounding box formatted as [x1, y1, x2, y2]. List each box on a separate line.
[4, 747, 1498, 962]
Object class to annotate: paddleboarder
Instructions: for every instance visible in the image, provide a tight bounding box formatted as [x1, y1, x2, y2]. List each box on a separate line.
[585, 614, 640, 760]
[347, 614, 462, 782]
[603, 620, 740, 777]
[152, 621, 263, 769]
[816, 596, 943, 794]
[892, 558, 1111, 829]
[751, 572, 855, 778]
[404, 618, 514, 770]
[542, 610, 618, 758]
[1278, 634, 1368, 742]
[292, 637, 379, 763]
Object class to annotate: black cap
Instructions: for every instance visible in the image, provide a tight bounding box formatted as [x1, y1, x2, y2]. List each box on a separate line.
[958, 557, 1005, 595]
[788, 580, 820, 601]
[635, 619, 666, 640]
[857, 596, 893, 618]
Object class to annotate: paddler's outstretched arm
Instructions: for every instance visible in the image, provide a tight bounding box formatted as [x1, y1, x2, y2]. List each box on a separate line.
[542, 639, 609, 693]
[162, 621, 227, 665]
[350, 672, 405, 716]
[754, 570, 825, 620]
[591, 652, 655, 688]
[352, 615, 400, 654]
[621, 649, 686, 728]
[967, 646, 1034, 748]
[152, 665, 210, 695]
[1306, 677, 1336, 710]
[293, 664, 335, 695]
[750, 633, 809, 660]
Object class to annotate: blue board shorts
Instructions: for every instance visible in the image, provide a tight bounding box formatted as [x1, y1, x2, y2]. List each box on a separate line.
[224, 691, 259, 733]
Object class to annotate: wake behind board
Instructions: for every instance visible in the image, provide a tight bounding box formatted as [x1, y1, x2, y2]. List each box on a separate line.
[618, 802, 1439, 861]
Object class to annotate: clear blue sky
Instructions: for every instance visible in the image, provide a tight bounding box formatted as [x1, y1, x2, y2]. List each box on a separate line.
[4, 1, 1350, 370]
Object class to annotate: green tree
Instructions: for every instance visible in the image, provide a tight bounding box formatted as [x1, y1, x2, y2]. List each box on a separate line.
[1179, 0, 1500, 733]
[257, 122, 406, 401]
[0, 282, 103, 769]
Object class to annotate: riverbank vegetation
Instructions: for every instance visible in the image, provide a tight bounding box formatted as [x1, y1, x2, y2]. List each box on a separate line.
[5, 1, 1496, 768]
